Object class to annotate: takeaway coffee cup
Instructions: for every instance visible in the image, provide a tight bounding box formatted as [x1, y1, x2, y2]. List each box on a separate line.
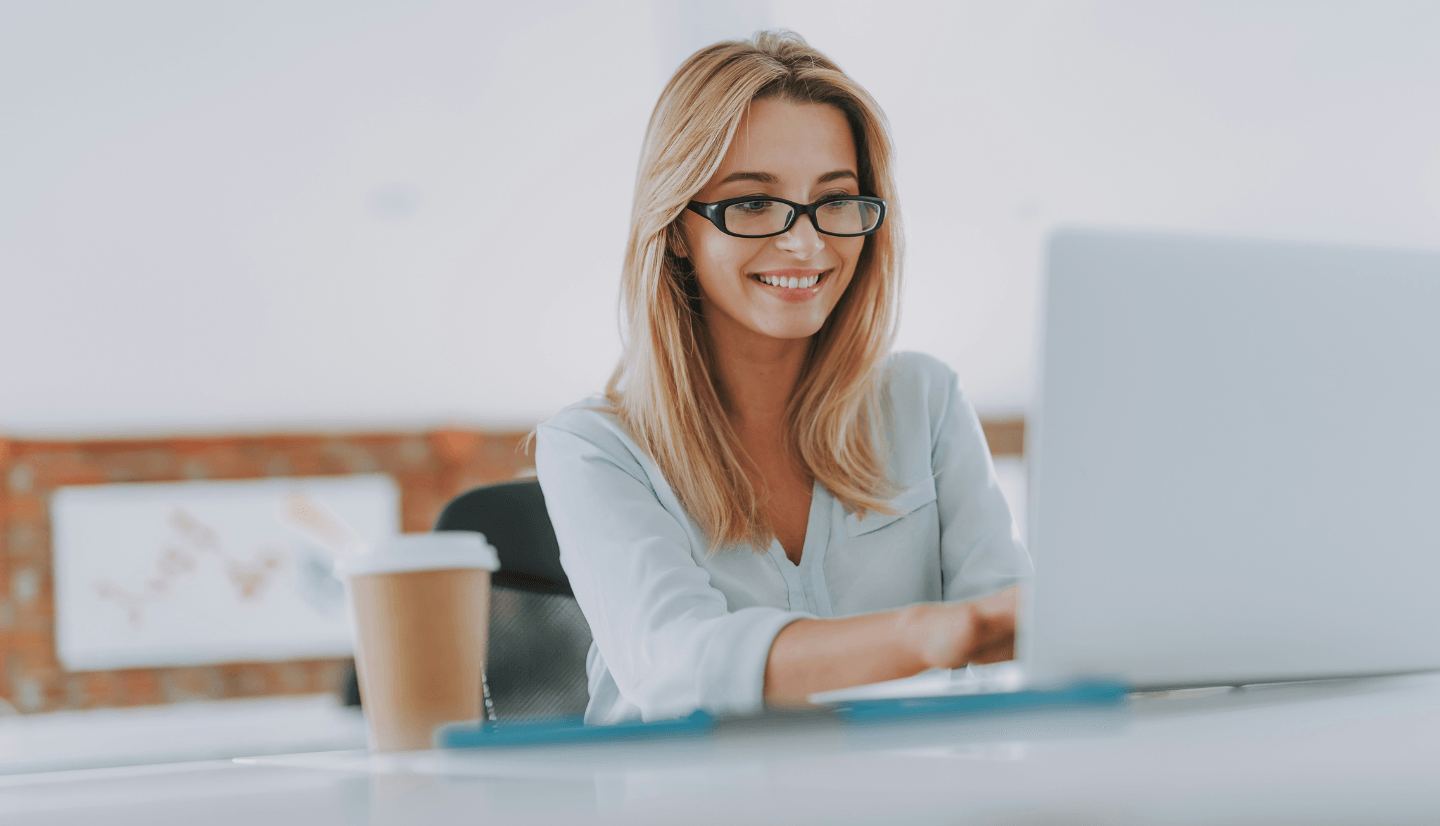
[340, 532, 500, 752]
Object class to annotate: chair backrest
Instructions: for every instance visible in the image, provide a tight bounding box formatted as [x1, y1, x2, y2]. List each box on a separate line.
[434, 479, 592, 721]
[435, 478, 570, 595]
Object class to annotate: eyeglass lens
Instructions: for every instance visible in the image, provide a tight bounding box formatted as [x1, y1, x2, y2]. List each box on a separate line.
[724, 199, 881, 237]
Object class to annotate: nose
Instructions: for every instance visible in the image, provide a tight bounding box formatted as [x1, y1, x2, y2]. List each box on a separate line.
[774, 211, 824, 259]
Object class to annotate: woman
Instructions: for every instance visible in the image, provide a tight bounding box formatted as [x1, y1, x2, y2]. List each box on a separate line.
[535, 31, 1031, 725]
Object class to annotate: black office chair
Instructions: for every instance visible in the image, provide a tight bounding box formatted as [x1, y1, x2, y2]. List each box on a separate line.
[341, 479, 593, 721]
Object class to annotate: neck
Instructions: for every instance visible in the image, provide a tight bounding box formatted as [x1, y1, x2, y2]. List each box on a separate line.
[704, 318, 810, 431]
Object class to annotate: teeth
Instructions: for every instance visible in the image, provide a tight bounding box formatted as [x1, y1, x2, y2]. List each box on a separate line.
[759, 274, 821, 288]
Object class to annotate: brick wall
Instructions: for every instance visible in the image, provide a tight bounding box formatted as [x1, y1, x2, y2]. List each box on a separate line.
[0, 419, 1022, 715]
[0, 429, 533, 714]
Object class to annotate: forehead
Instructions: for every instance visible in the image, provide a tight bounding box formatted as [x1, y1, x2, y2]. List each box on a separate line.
[713, 98, 856, 185]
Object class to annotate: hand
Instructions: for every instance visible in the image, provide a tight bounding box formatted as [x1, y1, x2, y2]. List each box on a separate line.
[899, 586, 1019, 670]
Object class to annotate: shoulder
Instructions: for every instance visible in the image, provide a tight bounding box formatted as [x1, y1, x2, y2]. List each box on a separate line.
[540, 394, 620, 439]
[882, 350, 957, 394]
[535, 395, 652, 482]
[881, 351, 963, 424]
[875, 351, 985, 480]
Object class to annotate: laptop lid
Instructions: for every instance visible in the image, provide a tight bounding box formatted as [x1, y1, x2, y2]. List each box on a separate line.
[1023, 229, 1440, 689]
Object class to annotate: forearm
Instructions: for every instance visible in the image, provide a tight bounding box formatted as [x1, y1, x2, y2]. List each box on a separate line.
[761, 588, 1018, 707]
[761, 605, 932, 707]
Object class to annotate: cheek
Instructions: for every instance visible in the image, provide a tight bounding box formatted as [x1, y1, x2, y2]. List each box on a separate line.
[697, 234, 739, 271]
[828, 238, 867, 293]
[692, 236, 759, 295]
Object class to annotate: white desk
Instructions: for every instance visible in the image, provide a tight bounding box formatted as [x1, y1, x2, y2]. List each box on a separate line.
[4, 673, 1440, 825]
[0, 694, 367, 775]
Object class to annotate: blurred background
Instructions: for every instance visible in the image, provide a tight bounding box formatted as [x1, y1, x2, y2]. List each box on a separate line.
[3, 0, 1439, 771]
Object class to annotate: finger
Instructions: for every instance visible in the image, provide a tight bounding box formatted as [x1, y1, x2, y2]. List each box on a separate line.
[968, 589, 1019, 630]
[972, 608, 1016, 639]
[968, 639, 1016, 665]
[982, 610, 1016, 635]
[967, 623, 1016, 661]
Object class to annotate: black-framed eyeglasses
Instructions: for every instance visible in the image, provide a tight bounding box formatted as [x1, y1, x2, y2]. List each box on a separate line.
[686, 195, 887, 239]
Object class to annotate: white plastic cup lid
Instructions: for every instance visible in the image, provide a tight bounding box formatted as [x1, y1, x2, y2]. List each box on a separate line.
[337, 531, 500, 577]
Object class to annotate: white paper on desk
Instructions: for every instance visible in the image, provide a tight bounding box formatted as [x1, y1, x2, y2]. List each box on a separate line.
[808, 662, 1027, 705]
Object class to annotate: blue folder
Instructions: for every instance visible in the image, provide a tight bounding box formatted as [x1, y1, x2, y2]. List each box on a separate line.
[831, 679, 1130, 722]
[436, 710, 716, 749]
[436, 681, 1128, 748]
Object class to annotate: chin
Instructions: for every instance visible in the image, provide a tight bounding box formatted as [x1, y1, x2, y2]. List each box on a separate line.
[754, 316, 828, 340]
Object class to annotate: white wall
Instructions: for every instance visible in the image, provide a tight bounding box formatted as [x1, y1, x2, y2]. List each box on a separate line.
[3, 1, 1439, 436]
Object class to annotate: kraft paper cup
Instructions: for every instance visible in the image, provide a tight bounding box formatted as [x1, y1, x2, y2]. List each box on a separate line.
[339, 532, 499, 752]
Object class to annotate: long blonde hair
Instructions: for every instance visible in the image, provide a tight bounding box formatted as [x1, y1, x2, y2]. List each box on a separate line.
[607, 30, 903, 552]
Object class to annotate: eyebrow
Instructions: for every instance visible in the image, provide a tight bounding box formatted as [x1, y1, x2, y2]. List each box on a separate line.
[717, 169, 858, 186]
[718, 171, 779, 185]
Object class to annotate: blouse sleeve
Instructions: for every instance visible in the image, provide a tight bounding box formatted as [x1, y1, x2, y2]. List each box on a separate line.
[929, 365, 1035, 602]
[535, 417, 811, 722]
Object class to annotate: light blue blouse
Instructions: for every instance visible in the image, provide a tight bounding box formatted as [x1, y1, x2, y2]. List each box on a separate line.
[534, 352, 1032, 724]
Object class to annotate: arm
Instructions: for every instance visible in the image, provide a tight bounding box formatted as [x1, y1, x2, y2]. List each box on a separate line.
[931, 363, 1034, 601]
[536, 419, 812, 721]
[763, 357, 1030, 706]
[763, 586, 1018, 706]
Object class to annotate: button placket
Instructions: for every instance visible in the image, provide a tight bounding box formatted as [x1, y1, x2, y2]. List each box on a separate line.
[766, 540, 807, 611]
[800, 482, 834, 617]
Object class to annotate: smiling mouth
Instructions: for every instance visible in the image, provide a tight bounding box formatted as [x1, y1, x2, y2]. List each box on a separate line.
[750, 270, 828, 290]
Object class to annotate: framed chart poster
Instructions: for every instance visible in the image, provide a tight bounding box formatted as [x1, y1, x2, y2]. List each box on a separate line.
[51, 474, 400, 671]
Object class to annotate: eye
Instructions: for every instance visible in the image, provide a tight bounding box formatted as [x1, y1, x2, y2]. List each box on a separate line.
[733, 199, 775, 214]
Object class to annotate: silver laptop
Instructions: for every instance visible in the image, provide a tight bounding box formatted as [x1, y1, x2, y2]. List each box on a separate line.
[815, 228, 1440, 704]
[1023, 228, 1440, 690]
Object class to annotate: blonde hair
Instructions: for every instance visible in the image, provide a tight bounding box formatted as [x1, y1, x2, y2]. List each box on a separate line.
[607, 30, 902, 551]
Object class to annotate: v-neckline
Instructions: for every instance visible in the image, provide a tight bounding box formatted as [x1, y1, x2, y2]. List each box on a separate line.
[774, 479, 827, 568]
[765, 481, 835, 617]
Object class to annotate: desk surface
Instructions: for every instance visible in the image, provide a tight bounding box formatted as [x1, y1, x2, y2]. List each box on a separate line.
[0, 694, 367, 775]
[5, 673, 1440, 826]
